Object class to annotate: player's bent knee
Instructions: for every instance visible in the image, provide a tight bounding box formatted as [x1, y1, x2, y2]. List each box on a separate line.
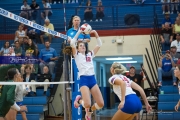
[95, 103, 103, 110]
[84, 103, 91, 108]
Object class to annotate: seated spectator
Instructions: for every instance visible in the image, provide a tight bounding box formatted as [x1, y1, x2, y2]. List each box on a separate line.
[95, 1, 104, 22]
[162, 12, 174, 29]
[14, 25, 26, 44]
[28, 20, 41, 43]
[158, 50, 176, 86]
[173, 17, 180, 37]
[0, 41, 10, 56]
[171, 33, 180, 53]
[170, 46, 180, 65]
[14, 41, 22, 56]
[30, 0, 40, 20]
[171, 0, 179, 14]
[39, 41, 58, 75]
[40, 19, 54, 44]
[41, 0, 52, 20]
[20, 51, 37, 75]
[31, 66, 51, 96]
[83, 0, 93, 22]
[162, 0, 170, 14]
[160, 22, 173, 51]
[25, 39, 38, 56]
[20, 0, 31, 19]
[20, 23, 28, 35]
[23, 65, 37, 95]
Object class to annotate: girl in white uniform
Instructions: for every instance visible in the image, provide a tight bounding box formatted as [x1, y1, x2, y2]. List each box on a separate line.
[68, 29, 104, 120]
[109, 62, 152, 120]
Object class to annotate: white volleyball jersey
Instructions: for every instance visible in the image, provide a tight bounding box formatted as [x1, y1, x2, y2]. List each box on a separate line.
[109, 74, 136, 100]
[74, 51, 95, 76]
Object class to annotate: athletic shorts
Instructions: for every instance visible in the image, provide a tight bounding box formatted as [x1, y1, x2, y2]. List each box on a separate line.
[79, 75, 97, 89]
[121, 94, 142, 114]
[16, 102, 23, 106]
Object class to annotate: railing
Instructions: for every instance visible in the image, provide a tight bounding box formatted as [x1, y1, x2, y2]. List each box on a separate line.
[144, 12, 161, 96]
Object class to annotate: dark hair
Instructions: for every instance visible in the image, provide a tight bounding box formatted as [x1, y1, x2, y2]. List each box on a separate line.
[67, 15, 75, 30]
[45, 40, 50, 43]
[7, 68, 17, 80]
[23, 0, 27, 3]
[3, 41, 9, 48]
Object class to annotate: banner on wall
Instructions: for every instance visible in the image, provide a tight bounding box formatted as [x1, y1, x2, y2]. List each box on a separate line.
[72, 59, 82, 120]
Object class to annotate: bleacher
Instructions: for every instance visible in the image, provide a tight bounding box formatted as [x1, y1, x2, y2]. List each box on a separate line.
[0, 0, 180, 119]
[0, 0, 178, 33]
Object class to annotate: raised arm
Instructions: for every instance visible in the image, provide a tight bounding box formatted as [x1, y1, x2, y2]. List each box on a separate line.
[70, 30, 82, 56]
[90, 30, 102, 55]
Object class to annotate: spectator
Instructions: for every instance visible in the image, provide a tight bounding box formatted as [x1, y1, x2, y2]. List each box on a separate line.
[67, 16, 90, 43]
[20, 0, 31, 19]
[20, 23, 28, 35]
[31, 66, 51, 96]
[160, 22, 173, 51]
[40, 19, 54, 44]
[14, 41, 22, 56]
[14, 25, 26, 44]
[23, 65, 37, 95]
[28, 21, 41, 43]
[162, 12, 174, 29]
[126, 66, 145, 120]
[173, 17, 180, 36]
[158, 50, 176, 86]
[162, 0, 170, 14]
[20, 51, 37, 75]
[30, 0, 40, 20]
[171, 33, 180, 53]
[83, 0, 93, 22]
[171, 0, 179, 14]
[41, 0, 52, 20]
[0, 41, 10, 56]
[170, 46, 180, 65]
[39, 41, 58, 75]
[95, 1, 104, 22]
[25, 39, 38, 56]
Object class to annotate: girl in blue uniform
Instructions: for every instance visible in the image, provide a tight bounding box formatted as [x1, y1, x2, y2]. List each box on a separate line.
[64, 22, 104, 119]
[109, 63, 152, 120]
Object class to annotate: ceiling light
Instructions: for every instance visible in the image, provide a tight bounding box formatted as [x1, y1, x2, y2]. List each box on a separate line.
[115, 61, 137, 63]
[106, 57, 132, 60]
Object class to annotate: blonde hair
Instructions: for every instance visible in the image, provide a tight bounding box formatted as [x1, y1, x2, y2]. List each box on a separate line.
[112, 62, 127, 74]
[72, 16, 81, 23]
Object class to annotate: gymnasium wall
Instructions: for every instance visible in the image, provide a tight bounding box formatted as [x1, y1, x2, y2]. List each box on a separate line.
[88, 35, 155, 89]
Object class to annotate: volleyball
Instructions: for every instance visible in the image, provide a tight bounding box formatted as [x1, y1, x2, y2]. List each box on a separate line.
[80, 23, 92, 34]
